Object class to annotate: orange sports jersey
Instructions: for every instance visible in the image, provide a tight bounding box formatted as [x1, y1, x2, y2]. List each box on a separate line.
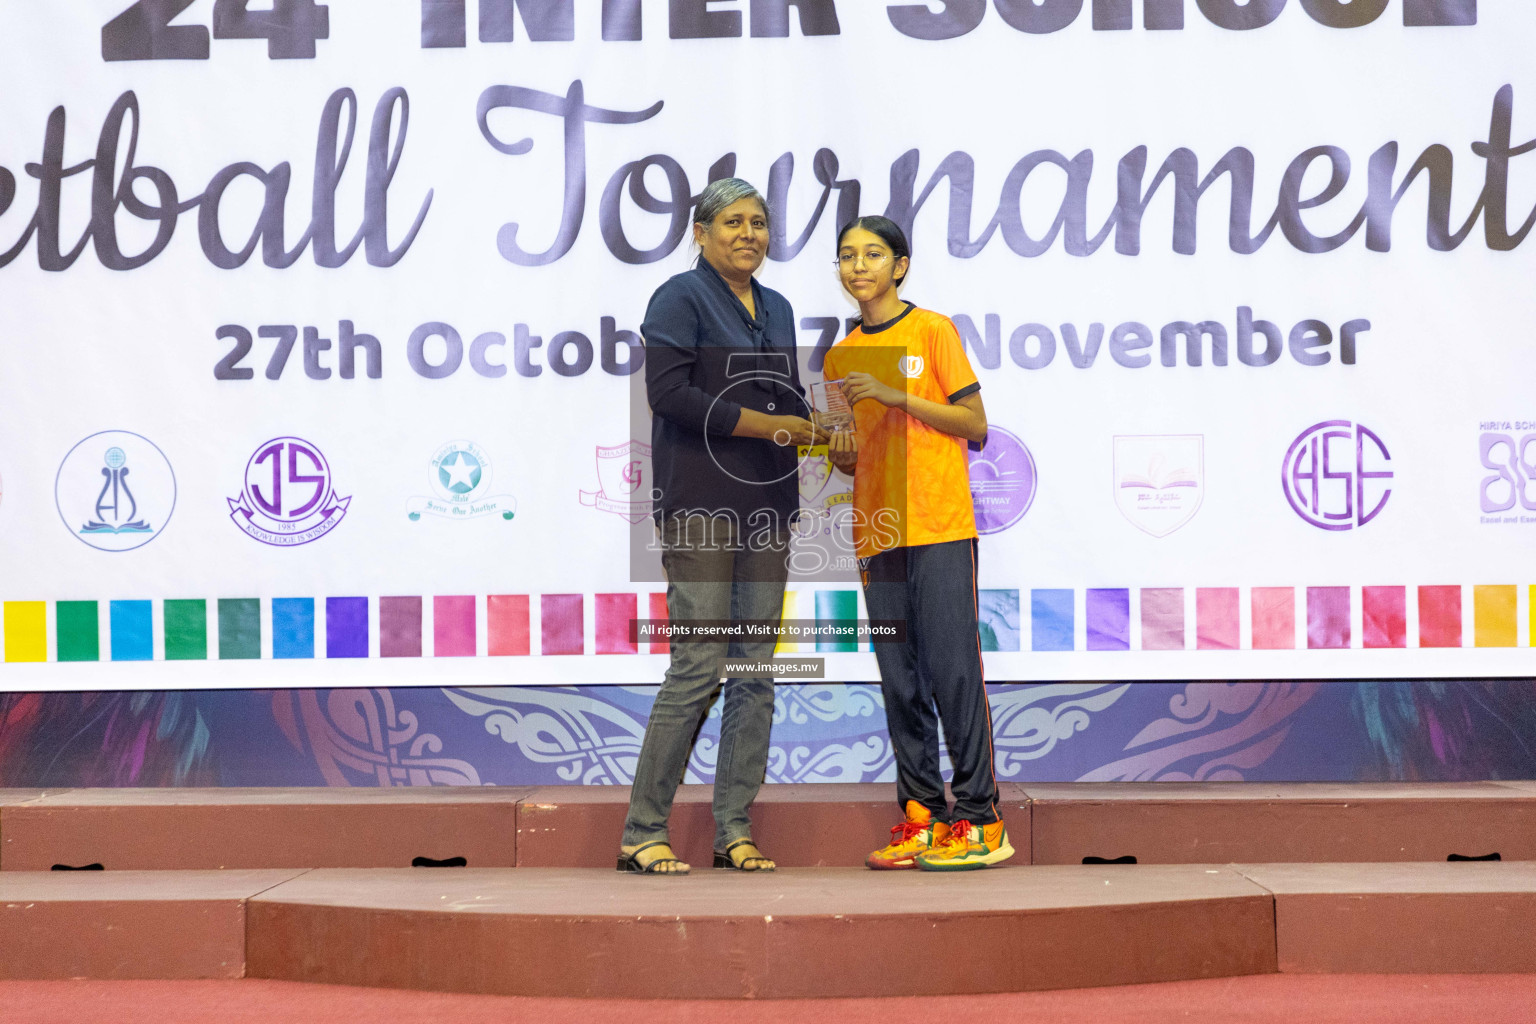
[822, 303, 981, 559]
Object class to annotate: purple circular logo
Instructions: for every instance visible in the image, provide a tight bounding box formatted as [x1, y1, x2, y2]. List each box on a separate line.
[228, 437, 351, 546]
[1282, 420, 1392, 531]
[968, 426, 1036, 534]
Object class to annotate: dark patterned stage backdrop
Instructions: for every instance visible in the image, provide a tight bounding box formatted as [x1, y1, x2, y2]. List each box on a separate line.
[2, 681, 1534, 789]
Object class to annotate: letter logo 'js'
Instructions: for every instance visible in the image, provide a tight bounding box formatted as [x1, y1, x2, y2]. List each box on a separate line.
[228, 437, 351, 546]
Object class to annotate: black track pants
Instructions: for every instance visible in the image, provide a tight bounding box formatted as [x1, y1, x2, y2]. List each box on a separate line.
[862, 538, 1000, 826]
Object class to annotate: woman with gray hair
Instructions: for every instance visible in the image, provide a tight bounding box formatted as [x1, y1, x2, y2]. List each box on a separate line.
[617, 178, 820, 874]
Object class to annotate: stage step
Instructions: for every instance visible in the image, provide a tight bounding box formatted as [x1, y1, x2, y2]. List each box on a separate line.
[245, 865, 1275, 998]
[1242, 861, 1536, 974]
[0, 869, 304, 979]
[515, 782, 1033, 867]
[7, 861, 1534, 994]
[1027, 782, 1536, 865]
[0, 787, 529, 871]
[2, 782, 1532, 872]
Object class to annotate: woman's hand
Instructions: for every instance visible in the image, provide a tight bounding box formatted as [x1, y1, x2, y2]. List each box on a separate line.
[841, 371, 904, 410]
[827, 426, 858, 475]
[772, 415, 823, 446]
[733, 410, 824, 446]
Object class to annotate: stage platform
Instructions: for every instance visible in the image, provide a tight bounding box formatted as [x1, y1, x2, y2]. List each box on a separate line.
[6, 861, 1535, 992]
[516, 782, 1035, 868]
[0, 786, 531, 870]
[4, 781, 1533, 871]
[2, 782, 1533, 995]
[1025, 782, 1536, 864]
[0, 869, 304, 980]
[245, 865, 1274, 998]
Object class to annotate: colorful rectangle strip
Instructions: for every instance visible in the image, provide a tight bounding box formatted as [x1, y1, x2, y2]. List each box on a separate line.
[1196, 588, 1239, 651]
[218, 598, 260, 660]
[3, 601, 46, 663]
[434, 595, 477, 657]
[1085, 589, 1129, 651]
[978, 590, 1019, 653]
[111, 600, 153, 662]
[7, 584, 1533, 663]
[1307, 587, 1351, 650]
[1362, 586, 1406, 649]
[380, 597, 423, 658]
[775, 591, 803, 655]
[487, 595, 530, 656]
[815, 590, 858, 653]
[1418, 585, 1462, 648]
[1031, 590, 1073, 652]
[326, 597, 369, 659]
[1251, 587, 1295, 650]
[163, 600, 207, 661]
[55, 601, 98, 662]
[541, 594, 584, 656]
[1141, 588, 1184, 651]
[648, 592, 669, 655]
[595, 593, 638, 655]
[273, 599, 315, 660]
[1473, 585, 1517, 648]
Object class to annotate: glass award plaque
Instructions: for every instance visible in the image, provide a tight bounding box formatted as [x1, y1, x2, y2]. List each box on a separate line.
[811, 379, 853, 433]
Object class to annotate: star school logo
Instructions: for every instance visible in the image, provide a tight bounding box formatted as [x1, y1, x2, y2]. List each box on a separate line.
[898, 355, 924, 378]
[55, 430, 177, 552]
[228, 437, 350, 547]
[408, 441, 517, 522]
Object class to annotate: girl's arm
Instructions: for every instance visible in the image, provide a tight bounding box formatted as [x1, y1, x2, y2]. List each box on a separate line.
[841, 372, 988, 444]
[828, 427, 858, 476]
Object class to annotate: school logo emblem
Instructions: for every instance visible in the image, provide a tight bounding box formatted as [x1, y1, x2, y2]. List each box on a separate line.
[580, 440, 653, 524]
[1113, 435, 1204, 538]
[228, 437, 350, 546]
[796, 444, 854, 540]
[1478, 422, 1536, 518]
[408, 441, 517, 522]
[968, 426, 1036, 535]
[56, 430, 177, 552]
[1282, 421, 1391, 531]
[898, 355, 924, 378]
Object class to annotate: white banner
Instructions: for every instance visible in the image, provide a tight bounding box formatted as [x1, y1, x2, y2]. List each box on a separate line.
[0, 0, 1533, 688]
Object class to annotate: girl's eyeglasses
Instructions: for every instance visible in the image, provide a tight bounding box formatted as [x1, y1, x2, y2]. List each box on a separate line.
[835, 252, 895, 268]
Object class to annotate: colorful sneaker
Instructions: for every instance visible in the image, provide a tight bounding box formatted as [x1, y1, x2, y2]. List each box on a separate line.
[866, 801, 951, 870]
[915, 819, 1014, 871]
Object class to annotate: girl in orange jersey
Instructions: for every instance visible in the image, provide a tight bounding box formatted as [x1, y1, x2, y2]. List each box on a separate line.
[822, 216, 1013, 871]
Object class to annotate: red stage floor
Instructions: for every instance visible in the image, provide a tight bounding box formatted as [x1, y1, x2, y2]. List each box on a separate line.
[2, 782, 1533, 998]
[6, 974, 1536, 1024]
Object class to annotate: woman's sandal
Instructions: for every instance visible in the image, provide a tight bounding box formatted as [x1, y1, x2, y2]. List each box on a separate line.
[713, 837, 776, 871]
[616, 840, 690, 874]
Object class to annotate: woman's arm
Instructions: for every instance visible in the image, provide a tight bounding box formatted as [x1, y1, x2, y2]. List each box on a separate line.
[733, 407, 820, 445]
[841, 372, 988, 444]
[645, 288, 744, 436]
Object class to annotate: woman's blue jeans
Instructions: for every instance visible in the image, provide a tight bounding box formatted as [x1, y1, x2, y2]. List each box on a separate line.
[621, 515, 788, 852]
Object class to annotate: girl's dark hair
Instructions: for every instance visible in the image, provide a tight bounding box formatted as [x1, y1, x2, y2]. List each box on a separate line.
[837, 215, 911, 287]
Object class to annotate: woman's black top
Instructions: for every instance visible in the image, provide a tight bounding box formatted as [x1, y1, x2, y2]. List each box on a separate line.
[642, 258, 805, 524]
